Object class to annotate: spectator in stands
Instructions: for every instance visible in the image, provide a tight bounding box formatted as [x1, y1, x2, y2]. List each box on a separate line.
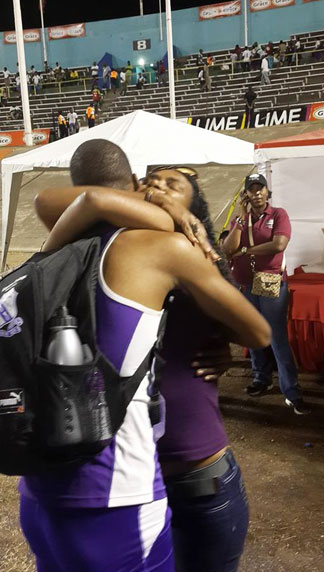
[33, 72, 41, 94]
[136, 73, 146, 90]
[278, 40, 287, 66]
[110, 69, 118, 94]
[55, 67, 63, 86]
[1, 86, 8, 106]
[14, 74, 21, 97]
[158, 60, 167, 87]
[119, 68, 127, 96]
[0, 87, 3, 107]
[29, 65, 35, 77]
[313, 39, 324, 62]
[8, 105, 23, 120]
[203, 64, 212, 92]
[57, 110, 68, 138]
[86, 103, 96, 128]
[286, 40, 295, 66]
[102, 63, 111, 93]
[295, 37, 304, 65]
[230, 51, 240, 74]
[197, 49, 204, 66]
[207, 54, 213, 66]
[244, 86, 257, 127]
[265, 41, 274, 56]
[70, 69, 79, 84]
[242, 46, 251, 72]
[234, 44, 242, 60]
[260, 55, 271, 85]
[67, 108, 78, 135]
[53, 62, 60, 72]
[250, 46, 260, 71]
[44, 60, 50, 73]
[92, 87, 102, 114]
[3, 67, 11, 89]
[198, 67, 206, 91]
[125, 61, 133, 86]
[91, 61, 99, 88]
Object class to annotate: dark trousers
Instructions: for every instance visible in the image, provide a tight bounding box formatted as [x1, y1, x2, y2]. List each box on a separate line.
[167, 451, 249, 572]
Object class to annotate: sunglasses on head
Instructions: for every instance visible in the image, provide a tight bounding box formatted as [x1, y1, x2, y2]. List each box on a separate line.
[148, 165, 199, 179]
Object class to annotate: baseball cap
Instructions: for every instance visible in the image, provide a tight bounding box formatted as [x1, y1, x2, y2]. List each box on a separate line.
[244, 173, 268, 190]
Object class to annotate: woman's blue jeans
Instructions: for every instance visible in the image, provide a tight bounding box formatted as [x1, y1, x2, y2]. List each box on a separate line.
[169, 451, 249, 572]
[244, 281, 301, 402]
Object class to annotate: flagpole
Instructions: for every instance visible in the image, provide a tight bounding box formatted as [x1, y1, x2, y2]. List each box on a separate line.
[159, 0, 163, 42]
[243, 0, 248, 46]
[165, 0, 176, 119]
[39, 0, 48, 67]
[12, 0, 33, 146]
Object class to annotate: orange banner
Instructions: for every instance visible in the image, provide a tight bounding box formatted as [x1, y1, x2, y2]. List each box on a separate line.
[0, 129, 50, 147]
[250, 0, 294, 11]
[199, 1, 241, 20]
[308, 102, 324, 121]
[3, 29, 41, 44]
[303, 0, 321, 2]
[48, 23, 86, 40]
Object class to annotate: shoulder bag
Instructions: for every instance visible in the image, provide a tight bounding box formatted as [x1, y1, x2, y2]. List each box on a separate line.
[248, 213, 285, 298]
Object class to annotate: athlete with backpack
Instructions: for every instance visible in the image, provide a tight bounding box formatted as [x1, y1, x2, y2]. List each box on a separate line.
[24, 140, 271, 572]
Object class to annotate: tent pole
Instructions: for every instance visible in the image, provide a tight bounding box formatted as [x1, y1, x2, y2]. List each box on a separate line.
[1, 172, 23, 271]
[12, 0, 33, 146]
[165, 0, 176, 119]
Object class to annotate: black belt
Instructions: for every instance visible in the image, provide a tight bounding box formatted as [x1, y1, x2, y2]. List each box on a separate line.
[165, 450, 233, 499]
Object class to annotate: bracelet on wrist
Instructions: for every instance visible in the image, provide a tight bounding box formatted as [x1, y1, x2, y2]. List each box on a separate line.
[235, 216, 245, 227]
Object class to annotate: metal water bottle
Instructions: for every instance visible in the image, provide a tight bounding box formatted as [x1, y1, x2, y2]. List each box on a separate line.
[45, 306, 84, 446]
[46, 306, 84, 365]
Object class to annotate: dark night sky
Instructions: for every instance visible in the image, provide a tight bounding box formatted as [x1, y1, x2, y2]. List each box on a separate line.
[1, 1, 223, 32]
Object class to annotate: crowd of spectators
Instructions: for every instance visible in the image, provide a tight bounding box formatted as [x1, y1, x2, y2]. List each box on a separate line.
[229, 35, 323, 73]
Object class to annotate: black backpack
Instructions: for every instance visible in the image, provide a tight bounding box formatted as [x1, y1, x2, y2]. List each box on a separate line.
[0, 236, 162, 476]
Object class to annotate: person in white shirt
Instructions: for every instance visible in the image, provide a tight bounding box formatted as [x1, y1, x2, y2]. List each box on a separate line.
[91, 61, 99, 88]
[14, 74, 21, 96]
[67, 108, 79, 135]
[3, 67, 11, 88]
[120, 68, 127, 95]
[102, 63, 111, 92]
[33, 73, 41, 94]
[261, 55, 270, 85]
[242, 47, 251, 72]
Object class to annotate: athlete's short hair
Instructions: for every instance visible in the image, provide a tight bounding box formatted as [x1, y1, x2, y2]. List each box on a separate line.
[70, 139, 133, 189]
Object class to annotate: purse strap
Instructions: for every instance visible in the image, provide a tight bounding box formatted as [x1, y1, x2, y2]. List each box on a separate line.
[248, 213, 286, 273]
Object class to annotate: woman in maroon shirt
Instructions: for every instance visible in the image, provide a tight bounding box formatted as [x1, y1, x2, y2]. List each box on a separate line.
[224, 173, 310, 415]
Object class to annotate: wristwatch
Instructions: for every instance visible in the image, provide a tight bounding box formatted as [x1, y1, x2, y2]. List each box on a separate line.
[241, 246, 248, 254]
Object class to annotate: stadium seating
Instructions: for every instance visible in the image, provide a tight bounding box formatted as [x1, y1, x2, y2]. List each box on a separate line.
[0, 30, 324, 133]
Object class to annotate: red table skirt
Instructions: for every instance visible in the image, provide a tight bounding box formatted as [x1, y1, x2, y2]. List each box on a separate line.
[288, 268, 324, 373]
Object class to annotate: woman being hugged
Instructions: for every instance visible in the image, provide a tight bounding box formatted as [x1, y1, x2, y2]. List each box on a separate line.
[223, 173, 310, 415]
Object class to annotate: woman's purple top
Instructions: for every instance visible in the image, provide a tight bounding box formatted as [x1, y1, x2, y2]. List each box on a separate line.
[158, 292, 228, 463]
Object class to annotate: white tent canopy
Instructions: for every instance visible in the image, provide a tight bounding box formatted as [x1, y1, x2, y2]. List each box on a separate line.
[1, 110, 254, 268]
[254, 129, 324, 275]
